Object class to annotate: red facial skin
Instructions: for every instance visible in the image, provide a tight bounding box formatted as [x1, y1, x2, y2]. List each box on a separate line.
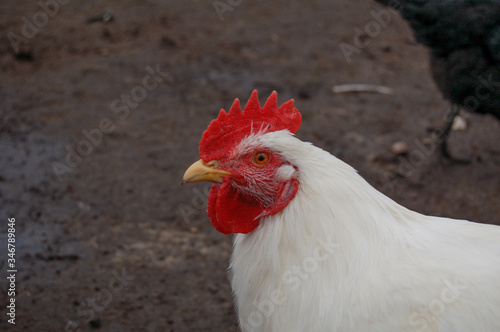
[206, 148, 299, 234]
[197, 91, 302, 234]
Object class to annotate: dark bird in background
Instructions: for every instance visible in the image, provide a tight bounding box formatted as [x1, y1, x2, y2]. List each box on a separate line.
[374, 0, 500, 161]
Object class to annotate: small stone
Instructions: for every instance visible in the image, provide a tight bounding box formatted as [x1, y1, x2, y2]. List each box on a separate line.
[451, 116, 467, 131]
[391, 141, 408, 155]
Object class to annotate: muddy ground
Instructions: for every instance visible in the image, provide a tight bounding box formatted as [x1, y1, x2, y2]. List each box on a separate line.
[0, 1, 499, 331]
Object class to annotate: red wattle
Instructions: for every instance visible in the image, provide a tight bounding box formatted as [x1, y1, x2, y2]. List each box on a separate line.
[208, 182, 263, 234]
[207, 184, 231, 234]
[206, 178, 300, 235]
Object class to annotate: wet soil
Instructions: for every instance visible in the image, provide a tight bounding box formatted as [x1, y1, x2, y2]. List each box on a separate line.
[0, 1, 499, 331]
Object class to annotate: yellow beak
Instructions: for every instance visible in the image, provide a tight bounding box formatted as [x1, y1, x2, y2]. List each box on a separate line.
[182, 159, 232, 184]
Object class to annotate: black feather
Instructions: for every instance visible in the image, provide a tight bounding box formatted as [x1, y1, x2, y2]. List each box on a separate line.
[375, 0, 500, 118]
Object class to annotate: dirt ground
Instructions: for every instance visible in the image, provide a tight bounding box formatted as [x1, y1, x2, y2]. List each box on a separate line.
[0, 1, 499, 331]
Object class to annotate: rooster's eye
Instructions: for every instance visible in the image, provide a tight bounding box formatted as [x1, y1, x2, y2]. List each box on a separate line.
[252, 152, 270, 166]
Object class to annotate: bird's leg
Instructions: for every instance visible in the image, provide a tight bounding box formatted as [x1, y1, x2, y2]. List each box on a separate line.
[440, 105, 470, 164]
[440, 104, 459, 157]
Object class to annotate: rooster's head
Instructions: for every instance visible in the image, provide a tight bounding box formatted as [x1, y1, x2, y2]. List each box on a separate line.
[182, 90, 302, 234]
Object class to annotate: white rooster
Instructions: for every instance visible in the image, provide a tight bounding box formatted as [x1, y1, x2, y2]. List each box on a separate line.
[182, 91, 500, 332]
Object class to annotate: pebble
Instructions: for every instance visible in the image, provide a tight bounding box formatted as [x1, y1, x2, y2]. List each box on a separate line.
[391, 141, 409, 155]
[452, 116, 467, 131]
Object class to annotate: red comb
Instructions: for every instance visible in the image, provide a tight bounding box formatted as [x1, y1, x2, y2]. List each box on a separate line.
[199, 90, 302, 161]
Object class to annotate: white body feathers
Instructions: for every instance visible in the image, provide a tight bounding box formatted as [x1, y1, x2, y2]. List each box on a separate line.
[229, 131, 500, 332]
